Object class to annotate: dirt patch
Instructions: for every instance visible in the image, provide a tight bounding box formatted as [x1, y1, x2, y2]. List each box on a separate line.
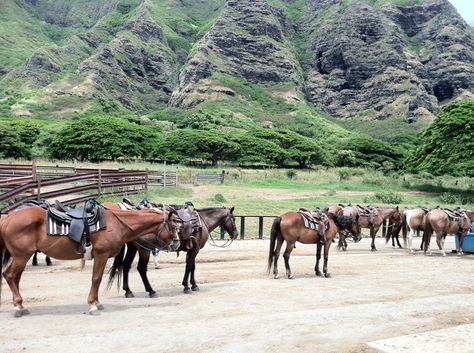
[1, 237, 473, 353]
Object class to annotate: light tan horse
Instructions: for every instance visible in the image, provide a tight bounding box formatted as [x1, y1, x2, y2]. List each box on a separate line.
[423, 208, 471, 256]
[0, 205, 179, 316]
[267, 211, 338, 279]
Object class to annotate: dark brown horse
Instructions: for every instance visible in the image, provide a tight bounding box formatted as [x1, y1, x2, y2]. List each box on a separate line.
[267, 211, 338, 279]
[107, 206, 238, 295]
[0, 205, 179, 316]
[423, 208, 471, 256]
[332, 205, 361, 251]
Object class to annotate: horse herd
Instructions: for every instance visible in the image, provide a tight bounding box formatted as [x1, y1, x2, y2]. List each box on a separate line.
[0, 199, 472, 318]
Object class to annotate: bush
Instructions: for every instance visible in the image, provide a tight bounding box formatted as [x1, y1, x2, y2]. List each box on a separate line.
[366, 192, 403, 204]
[286, 170, 297, 179]
[214, 194, 226, 202]
[439, 192, 458, 204]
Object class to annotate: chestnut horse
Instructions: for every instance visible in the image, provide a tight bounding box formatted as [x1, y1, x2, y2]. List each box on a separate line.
[0, 205, 179, 316]
[423, 208, 471, 256]
[357, 207, 401, 251]
[107, 206, 238, 295]
[267, 211, 338, 279]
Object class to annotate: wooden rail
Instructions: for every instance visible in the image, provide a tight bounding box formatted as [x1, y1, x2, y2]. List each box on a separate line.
[0, 163, 178, 213]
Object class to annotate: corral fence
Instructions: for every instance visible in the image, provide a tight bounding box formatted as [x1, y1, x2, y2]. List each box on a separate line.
[0, 163, 177, 214]
[194, 172, 225, 184]
[221, 216, 396, 240]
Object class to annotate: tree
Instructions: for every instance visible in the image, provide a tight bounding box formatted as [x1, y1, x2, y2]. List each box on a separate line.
[153, 129, 239, 166]
[48, 116, 158, 161]
[0, 125, 29, 158]
[409, 100, 474, 176]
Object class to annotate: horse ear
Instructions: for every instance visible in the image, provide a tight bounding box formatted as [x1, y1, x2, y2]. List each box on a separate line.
[230, 206, 235, 214]
[396, 206, 399, 211]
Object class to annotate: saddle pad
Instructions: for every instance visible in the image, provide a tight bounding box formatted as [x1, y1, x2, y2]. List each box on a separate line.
[47, 217, 105, 236]
[302, 216, 318, 230]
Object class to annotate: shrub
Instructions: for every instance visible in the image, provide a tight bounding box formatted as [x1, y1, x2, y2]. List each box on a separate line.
[286, 170, 297, 179]
[214, 194, 226, 203]
[372, 192, 403, 204]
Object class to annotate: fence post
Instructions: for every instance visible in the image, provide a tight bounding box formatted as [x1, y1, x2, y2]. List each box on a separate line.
[32, 160, 37, 181]
[163, 161, 167, 189]
[145, 170, 149, 193]
[258, 217, 264, 239]
[98, 168, 102, 197]
[175, 167, 178, 187]
[36, 179, 41, 201]
[240, 216, 245, 239]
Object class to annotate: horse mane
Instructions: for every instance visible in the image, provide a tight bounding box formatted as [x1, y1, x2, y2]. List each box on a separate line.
[196, 207, 226, 212]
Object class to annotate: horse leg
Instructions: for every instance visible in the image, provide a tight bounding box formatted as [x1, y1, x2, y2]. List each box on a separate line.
[182, 251, 193, 294]
[436, 233, 447, 257]
[136, 251, 156, 297]
[122, 245, 137, 298]
[315, 243, 323, 277]
[370, 227, 377, 251]
[283, 241, 295, 279]
[323, 241, 332, 278]
[408, 230, 414, 253]
[45, 256, 52, 266]
[32, 251, 38, 266]
[273, 236, 284, 279]
[394, 233, 402, 248]
[87, 255, 108, 314]
[3, 256, 30, 317]
[189, 249, 200, 291]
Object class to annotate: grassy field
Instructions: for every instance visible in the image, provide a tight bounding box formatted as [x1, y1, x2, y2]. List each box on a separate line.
[2, 159, 472, 237]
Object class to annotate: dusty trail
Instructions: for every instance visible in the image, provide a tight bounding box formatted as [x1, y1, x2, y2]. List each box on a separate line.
[1, 237, 473, 353]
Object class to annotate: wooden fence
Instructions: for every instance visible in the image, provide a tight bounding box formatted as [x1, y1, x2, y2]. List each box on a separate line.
[194, 173, 225, 184]
[0, 163, 177, 213]
[222, 216, 396, 239]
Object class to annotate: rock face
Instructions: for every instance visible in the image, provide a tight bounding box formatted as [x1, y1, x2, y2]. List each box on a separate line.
[170, 0, 303, 107]
[1, 0, 473, 123]
[304, 0, 474, 122]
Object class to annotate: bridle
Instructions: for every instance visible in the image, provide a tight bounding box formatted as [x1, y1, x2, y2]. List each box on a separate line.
[202, 210, 237, 248]
[132, 210, 180, 254]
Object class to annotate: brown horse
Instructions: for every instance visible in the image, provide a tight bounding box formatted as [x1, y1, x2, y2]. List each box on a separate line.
[267, 211, 338, 279]
[423, 208, 471, 256]
[107, 205, 238, 295]
[357, 207, 401, 251]
[0, 205, 179, 316]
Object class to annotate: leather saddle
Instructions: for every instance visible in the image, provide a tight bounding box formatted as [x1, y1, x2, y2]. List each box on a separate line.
[443, 208, 468, 225]
[356, 204, 378, 217]
[48, 200, 105, 244]
[176, 204, 201, 249]
[298, 208, 328, 235]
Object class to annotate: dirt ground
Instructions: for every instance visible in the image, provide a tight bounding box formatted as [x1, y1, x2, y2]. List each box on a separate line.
[1, 237, 473, 353]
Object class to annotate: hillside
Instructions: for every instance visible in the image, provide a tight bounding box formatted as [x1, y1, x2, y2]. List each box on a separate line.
[0, 0, 473, 139]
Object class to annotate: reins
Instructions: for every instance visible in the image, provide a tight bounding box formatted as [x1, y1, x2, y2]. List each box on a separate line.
[199, 212, 235, 248]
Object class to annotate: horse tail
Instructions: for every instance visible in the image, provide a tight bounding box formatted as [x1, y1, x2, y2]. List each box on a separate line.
[106, 245, 126, 291]
[401, 214, 407, 244]
[0, 222, 5, 306]
[422, 215, 433, 252]
[267, 217, 281, 275]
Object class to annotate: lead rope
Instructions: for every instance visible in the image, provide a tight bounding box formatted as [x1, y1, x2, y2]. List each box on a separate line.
[199, 213, 234, 248]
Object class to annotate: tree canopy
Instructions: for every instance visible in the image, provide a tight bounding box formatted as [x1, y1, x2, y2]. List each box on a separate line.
[409, 100, 474, 176]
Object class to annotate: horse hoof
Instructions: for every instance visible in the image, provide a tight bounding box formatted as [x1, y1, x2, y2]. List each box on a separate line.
[89, 308, 100, 316]
[273, 274, 279, 279]
[125, 292, 135, 298]
[442, 253, 447, 257]
[183, 287, 192, 294]
[342, 247, 347, 252]
[13, 308, 30, 317]
[96, 303, 105, 311]
[287, 274, 294, 279]
[324, 273, 331, 278]
[149, 291, 158, 298]
[47, 262, 52, 266]
[315, 271, 323, 277]
[191, 285, 200, 292]
[32, 262, 38, 266]
[371, 248, 377, 252]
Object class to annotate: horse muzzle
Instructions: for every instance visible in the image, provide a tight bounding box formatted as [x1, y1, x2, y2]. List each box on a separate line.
[170, 237, 180, 251]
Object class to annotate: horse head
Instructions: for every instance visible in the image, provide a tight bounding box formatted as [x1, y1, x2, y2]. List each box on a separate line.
[221, 206, 238, 239]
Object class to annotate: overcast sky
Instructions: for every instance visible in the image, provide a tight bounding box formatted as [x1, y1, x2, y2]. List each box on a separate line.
[449, 0, 474, 25]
